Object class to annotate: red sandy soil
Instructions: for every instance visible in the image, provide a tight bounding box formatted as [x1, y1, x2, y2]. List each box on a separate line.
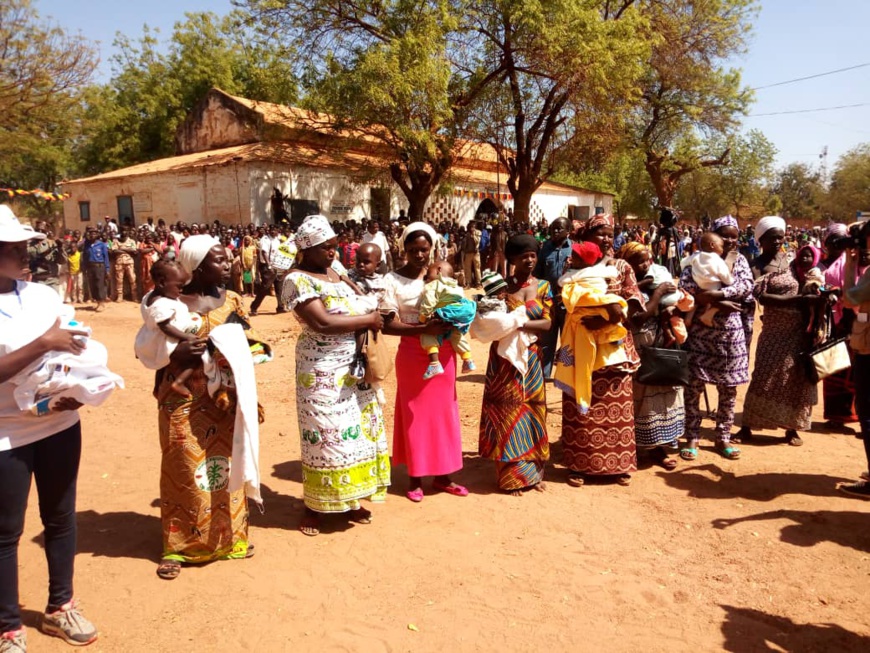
[15, 295, 870, 652]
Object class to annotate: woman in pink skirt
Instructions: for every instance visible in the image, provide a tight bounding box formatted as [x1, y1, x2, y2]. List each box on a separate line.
[383, 222, 468, 502]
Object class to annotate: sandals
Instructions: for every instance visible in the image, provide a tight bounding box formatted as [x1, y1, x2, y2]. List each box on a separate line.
[785, 431, 804, 447]
[566, 473, 585, 487]
[679, 447, 698, 462]
[652, 448, 678, 471]
[406, 488, 424, 503]
[245, 543, 255, 559]
[300, 514, 320, 537]
[349, 508, 372, 525]
[156, 559, 181, 580]
[616, 474, 632, 487]
[715, 441, 741, 460]
[432, 481, 469, 497]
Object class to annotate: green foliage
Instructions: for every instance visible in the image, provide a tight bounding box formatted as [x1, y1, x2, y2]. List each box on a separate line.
[0, 0, 97, 215]
[76, 11, 298, 174]
[826, 144, 870, 221]
[773, 162, 824, 222]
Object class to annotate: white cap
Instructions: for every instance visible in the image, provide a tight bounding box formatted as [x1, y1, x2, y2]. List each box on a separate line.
[0, 205, 45, 243]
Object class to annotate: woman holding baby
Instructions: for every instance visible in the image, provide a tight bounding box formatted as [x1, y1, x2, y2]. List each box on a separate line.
[477, 234, 553, 494]
[560, 213, 644, 487]
[678, 215, 753, 461]
[735, 216, 828, 447]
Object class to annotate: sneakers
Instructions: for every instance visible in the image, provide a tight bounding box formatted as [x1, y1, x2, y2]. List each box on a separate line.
[838, 480, 870, 500]
[423, 362, 444, 380]
[462, 359, 476, 373]
[0, 629, 26, 653]
[41, 600, 98, 646]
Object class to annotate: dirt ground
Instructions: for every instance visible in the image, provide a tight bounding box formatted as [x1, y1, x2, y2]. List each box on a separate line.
[15, 294, 870, 653]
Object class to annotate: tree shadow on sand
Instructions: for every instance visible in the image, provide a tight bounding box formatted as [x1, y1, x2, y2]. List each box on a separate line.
[656, 463, 851, 501]
[712, 508, 870, 553]
[720, 604, 870, 652]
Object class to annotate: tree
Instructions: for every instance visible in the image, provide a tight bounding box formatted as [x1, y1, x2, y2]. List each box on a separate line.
[827, 144, 870, 221]
[75, 11, 298, 174]
[460, 0, 649, 222]
[0, 0, 97, 215]
[629, 0, 756, 208]
[241, 0, 493, 220]
[774, 162, 824, 222]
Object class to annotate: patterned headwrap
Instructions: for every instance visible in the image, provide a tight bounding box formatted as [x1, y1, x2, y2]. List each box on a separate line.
[582, 212, 613, 235]
[178, 235, 220, 275]
[712, 215, 738, 232]
[755, 215, 786, 241]
[295, 214, 336, 250]
[616, 241, 649, 262]
[504, 233, 539, 260]
[825, 222, 848, 241]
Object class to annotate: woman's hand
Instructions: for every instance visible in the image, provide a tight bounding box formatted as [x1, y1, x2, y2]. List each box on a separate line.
[695, 289, 724, 306]
[38, 319, 88, 355]
[170, 338, 208, 366]
[652, 282, 677, 300]
[581, 315, 611, 331]
[368, 311, 384, 332]
[422, 317, 452, 336]
[53, 397, 83, 412]
[715, 300, 743, 314]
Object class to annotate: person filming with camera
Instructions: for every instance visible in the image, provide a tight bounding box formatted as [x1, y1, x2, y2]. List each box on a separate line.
[838, 219, 870, 498]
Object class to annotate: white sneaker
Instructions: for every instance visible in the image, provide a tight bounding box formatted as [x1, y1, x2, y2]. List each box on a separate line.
[41, 600, 98, 646]
[0, 629, 26, 653]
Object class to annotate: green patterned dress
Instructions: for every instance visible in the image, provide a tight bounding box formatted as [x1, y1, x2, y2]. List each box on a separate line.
[283, 271, 391, 512]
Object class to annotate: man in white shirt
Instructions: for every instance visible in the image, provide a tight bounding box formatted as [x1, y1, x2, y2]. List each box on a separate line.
[361, 220, 390, 273]
[250, 224, 288, 315]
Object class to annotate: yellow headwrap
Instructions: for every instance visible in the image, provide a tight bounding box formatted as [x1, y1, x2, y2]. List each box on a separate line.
[616, 241, 649, 261]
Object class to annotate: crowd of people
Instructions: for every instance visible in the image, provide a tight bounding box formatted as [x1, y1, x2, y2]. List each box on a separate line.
[3, 202, 870, 651]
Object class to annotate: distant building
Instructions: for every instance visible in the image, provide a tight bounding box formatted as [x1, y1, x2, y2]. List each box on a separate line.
[61, 88, 613, 230]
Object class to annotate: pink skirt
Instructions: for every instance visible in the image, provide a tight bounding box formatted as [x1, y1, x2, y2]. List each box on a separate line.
[392, 336, 463, 477]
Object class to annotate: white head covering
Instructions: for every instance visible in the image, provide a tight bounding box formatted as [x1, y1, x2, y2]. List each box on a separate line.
[178, 234, 220, 275]
[295, 214, 335, 250]
[400, 221, 438, 250]
[0, 205, 45, 243]
[755, 215, 786, 241]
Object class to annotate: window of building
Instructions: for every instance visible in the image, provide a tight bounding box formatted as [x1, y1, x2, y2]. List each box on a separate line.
[78, 201, 91, 222]
[117, 195, 134, 226]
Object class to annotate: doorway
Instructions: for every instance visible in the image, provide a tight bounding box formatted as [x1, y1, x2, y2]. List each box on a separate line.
[117, 196, 135, 227]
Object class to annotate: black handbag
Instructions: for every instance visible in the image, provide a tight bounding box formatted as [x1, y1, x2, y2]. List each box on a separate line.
[635, 324, 690, 387]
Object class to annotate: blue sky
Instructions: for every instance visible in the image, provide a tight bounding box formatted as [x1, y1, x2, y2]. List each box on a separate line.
[38, 0, 870, 171]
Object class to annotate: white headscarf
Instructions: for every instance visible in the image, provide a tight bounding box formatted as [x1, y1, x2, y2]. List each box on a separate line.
[755, 216, 786, 241]
[400, 221, 438, 250]
[295, 214, 335, 250]
[178, 234, 220, 275]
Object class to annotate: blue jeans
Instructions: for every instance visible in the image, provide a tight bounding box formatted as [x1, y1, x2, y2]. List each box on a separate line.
[0, 422, 81, 632]
[852, 353, 870, 467]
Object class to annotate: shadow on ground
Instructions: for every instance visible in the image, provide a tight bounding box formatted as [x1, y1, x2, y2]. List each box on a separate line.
[720, 604, 870, 652]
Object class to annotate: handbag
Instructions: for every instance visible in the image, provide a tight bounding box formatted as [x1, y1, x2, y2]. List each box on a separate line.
[802, 306, 851, 382]
[635, 324, 690, 387]
[362, 329, 393, 384]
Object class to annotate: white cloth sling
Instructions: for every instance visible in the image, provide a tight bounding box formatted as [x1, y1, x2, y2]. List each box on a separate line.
[470, 306, 535, 376]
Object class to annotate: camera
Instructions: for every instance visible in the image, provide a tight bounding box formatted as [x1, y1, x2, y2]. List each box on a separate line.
[831, 221, 870, 249]
[659, 207, 678, 228]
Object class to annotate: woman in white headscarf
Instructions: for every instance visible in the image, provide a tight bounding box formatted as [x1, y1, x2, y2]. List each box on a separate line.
[140, 235, 269, 579]
[283, 216, 390, 536]
[749, 216, 789, 279]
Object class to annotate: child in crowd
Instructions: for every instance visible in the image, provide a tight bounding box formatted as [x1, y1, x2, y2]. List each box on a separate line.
[65, 240, 83, 303]
[419, 261, 478, 379]
[623, 243, 694, 344]
[794, 244, 830, 340]
[477, 269, 509, 315]
[347, 243, 389, 381]
[554, 241, 628, 413]
[134, 260, 202, 397]
[689, 232, 733, 326]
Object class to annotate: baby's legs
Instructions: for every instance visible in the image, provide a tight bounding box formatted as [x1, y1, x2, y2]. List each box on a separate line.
[420, 334, 443, 379]
[699, 306, 719, 327]
[449, 330, 476, 373]
[170, 368, 195, 398]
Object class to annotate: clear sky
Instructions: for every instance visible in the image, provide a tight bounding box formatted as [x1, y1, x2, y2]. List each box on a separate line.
[36, 0, 870, 172]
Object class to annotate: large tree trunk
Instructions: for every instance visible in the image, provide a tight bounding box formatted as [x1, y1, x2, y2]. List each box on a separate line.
[510, 185, 534, 225]
[390, 162, 444, 222]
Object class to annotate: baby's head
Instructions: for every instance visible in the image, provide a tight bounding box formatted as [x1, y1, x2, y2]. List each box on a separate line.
[150, 260, 190, 300]
[570, 241, 603, 269]
[795, 244, 818, 272]
[425, 261, 454, 283]
[481, 270, 508, 301]
[355, 242, 382, 278]
[700, 232, 725, 257]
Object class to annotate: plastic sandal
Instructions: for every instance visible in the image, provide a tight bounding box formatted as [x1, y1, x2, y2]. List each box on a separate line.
[432, 481, 469, 496]
[716, 442, 741, 460]
[679, 447, 698, 461]
[406, 488, 424, 502]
